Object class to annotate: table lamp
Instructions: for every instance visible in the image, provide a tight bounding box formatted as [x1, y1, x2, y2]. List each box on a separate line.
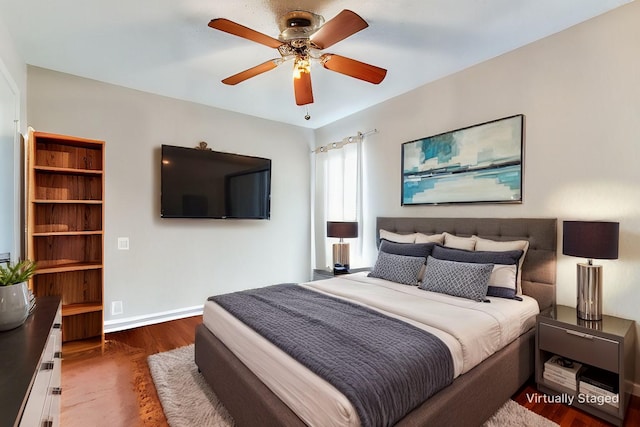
[562, 220, 619, 321]
[327, 221, 358, 275]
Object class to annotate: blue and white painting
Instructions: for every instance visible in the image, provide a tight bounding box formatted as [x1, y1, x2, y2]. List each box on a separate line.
[402, 115, 523, 205]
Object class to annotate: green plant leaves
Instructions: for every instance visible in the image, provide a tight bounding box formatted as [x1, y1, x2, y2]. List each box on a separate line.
[0, 260, 37, 286]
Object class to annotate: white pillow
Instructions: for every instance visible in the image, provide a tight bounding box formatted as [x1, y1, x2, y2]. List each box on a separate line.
[379, 229, 417, 243]
[473, 236, 530, 294]
[415, 232, 444, 244]
[489, 264, 518, 297]
[443, 232, 477, 250]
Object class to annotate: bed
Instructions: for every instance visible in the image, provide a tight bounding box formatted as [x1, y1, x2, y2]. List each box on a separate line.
[195, 217, 557, 426]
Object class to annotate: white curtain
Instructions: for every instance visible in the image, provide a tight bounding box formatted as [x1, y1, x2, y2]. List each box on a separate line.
[313, 136, 363, 269]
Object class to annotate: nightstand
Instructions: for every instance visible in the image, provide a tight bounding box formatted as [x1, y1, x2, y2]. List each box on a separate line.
[535, 305, 635, 426]
[312, 267, 370, 281]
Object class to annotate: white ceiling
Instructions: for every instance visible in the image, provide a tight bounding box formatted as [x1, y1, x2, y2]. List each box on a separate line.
[0, 0, 631, 129]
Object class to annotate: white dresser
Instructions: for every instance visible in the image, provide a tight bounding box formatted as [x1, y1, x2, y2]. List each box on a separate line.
[0, 296, 62, 427]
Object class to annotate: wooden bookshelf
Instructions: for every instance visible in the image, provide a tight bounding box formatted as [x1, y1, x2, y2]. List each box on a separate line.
[27, 130, 105, 346]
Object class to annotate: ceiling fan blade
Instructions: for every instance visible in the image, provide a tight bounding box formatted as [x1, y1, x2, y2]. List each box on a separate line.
[222, 60, 279, 85]
[311, 10, 368, 49]
[293, 69, 314, 106]
[321, 54, 387, 84]
[209, 18, 282, 49]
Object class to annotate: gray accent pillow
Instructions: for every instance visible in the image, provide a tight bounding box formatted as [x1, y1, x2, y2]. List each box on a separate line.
[380, 240, 436, 259]
[420, 256, 493, 301]
[368, 251, 425, 286]
[431, 245, 523, 299]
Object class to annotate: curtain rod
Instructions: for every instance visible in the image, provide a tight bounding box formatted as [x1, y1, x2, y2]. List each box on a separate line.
[312, 129, 378, 154]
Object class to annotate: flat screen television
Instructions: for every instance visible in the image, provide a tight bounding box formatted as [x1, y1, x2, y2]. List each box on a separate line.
[161, 144, 271, 219]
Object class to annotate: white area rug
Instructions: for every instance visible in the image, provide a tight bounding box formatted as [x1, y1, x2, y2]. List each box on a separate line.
[148, 344, 558, 427]
[148, 345, 234, 427]
[483, 399, 559, 427]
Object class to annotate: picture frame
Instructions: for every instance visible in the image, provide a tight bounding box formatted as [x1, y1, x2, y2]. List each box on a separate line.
[401, 114, 524, 205]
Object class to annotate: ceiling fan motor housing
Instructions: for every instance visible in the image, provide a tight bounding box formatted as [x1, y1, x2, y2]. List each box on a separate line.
[287, 17, 311, 27]
[278, 10, 324, 41]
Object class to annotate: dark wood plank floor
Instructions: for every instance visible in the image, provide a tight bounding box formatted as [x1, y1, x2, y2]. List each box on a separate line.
[61, 315, 201, 427]
[513, 383, 640, 427]
[62, 316, 640, 426]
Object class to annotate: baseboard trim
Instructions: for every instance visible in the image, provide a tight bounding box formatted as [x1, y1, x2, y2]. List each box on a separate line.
[104, 305, 203, 333]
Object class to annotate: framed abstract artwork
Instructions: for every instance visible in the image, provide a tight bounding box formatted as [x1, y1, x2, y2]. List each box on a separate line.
[401, 114, 524, 205]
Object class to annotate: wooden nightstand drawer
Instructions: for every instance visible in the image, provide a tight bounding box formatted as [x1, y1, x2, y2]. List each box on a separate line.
[538, 322, 619, 372]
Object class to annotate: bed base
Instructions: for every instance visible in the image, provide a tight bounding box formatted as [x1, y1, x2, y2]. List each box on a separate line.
[195, 323, 535, 426]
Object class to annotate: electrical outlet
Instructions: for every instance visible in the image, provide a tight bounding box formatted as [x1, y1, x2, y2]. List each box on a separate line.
[111, 300, 123, 315]
[117, 237, 129, 250]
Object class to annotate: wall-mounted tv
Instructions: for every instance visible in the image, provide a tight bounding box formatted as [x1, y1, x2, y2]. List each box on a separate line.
[161, 144, 271, 219]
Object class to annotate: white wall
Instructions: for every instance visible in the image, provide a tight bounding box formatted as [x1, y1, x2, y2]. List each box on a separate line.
[316, 2, 640, 381]
[0, 17, 26, 261]
[27, 67, 313, 326]
[0, 16, 26, 126]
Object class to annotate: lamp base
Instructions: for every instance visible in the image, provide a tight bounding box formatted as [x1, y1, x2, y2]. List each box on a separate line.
[332, 242, 350, 275]
[576, 263, 603, 321]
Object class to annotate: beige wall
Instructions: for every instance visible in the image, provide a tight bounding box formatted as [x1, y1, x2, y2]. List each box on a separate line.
[316, 2, 640, 384]
[27, 67, 314, 326]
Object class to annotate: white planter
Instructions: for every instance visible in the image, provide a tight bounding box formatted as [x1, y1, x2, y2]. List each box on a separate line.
[0, 282, 30, 331]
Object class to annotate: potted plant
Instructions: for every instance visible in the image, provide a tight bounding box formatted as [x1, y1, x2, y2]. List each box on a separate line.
[0, 260, 36, 331]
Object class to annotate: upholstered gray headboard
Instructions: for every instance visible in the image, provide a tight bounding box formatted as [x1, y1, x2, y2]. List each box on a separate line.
[376, 217, 557, 310]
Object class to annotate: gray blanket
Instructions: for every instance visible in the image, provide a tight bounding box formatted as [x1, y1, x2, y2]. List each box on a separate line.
[210, 283, 453, 427]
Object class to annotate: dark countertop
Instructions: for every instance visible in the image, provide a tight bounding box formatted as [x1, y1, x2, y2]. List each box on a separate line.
[0, 296, 61, 427]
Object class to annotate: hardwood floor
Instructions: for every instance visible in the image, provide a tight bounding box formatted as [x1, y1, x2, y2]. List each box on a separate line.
[513, 384, 640, 427]
[62, 316, 640, 426]
[61, 315, 201, 427]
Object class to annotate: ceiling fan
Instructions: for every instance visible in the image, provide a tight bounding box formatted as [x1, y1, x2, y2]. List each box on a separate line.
[208, 9, 387, 106]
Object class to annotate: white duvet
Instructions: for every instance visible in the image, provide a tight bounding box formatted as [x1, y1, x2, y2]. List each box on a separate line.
[202, 272, 539, 426]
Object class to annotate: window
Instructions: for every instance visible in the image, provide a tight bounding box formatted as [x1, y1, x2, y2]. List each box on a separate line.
[313, 135, 362, 269]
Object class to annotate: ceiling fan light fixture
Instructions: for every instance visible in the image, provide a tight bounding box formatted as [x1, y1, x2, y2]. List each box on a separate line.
[293, 57, 311, 79]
